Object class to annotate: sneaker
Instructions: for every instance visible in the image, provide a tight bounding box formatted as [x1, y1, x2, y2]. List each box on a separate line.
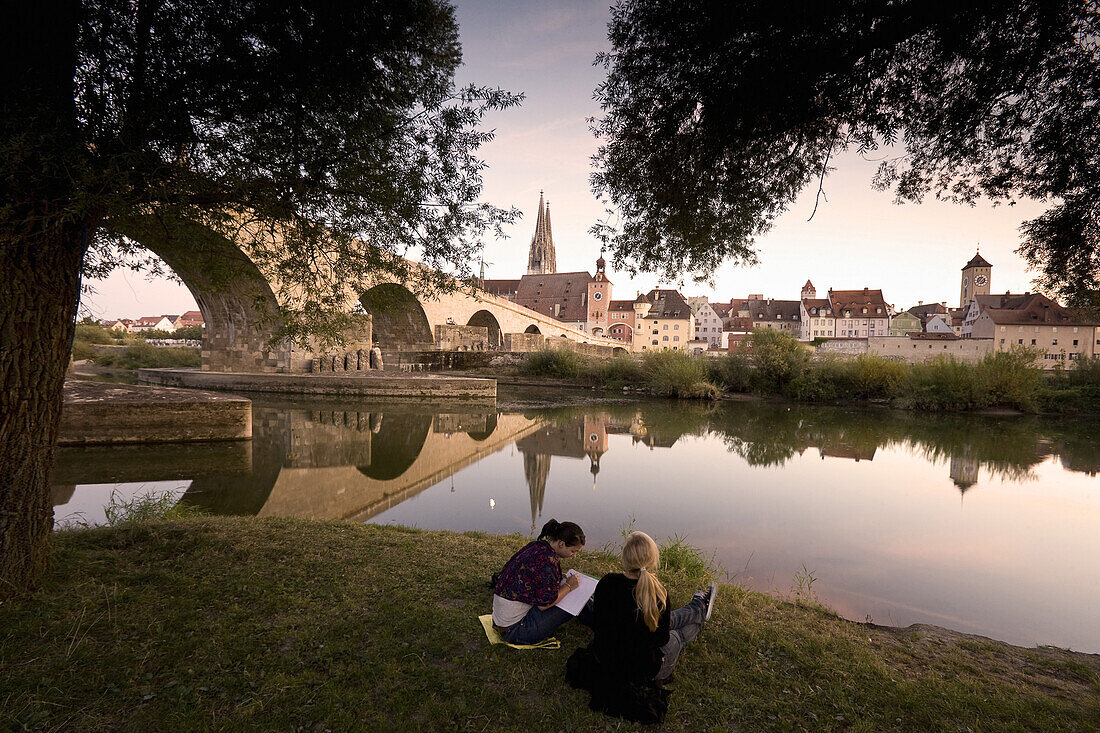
[703, 582, 718, 622]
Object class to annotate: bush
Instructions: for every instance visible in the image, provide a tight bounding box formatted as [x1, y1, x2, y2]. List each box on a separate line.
[903, 356, 987, 411]
[94, 342, 200, 369]
[641, 350, 717, 398]
[707, 350, 753, 393]
[976, 347, 1043, 411]
[595, 353, 643, 387]
[521, 347, 586, 379]
[70, 340, 98, 362]
[749, 328, 809, 393]
[74, 323, 117, 345]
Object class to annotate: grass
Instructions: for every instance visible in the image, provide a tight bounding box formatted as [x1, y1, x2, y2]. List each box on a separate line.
[520, 348, 719, 399]
[3, 518, 1098, 731]
[91, 342, 200, 369]
[102, 488, 205, 527]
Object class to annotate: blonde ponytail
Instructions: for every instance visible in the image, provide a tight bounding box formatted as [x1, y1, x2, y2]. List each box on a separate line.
[622, 532, 667, 631]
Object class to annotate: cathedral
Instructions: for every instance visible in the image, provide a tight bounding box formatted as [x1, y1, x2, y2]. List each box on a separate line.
[526, 191, 557, 275]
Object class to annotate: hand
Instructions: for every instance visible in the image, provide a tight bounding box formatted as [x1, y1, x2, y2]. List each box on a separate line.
[565, 574, 580, 591]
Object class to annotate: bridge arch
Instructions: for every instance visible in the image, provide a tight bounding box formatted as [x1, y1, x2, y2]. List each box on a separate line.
[467, 309, 502, 348]
[359, 283, 433, 350]
[114, 213, 287, 372]
[525, 324, 542, 335]
[357, 412, 433, 480]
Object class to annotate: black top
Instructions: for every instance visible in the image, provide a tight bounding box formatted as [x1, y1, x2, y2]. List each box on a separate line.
[591, 573, 671, 681]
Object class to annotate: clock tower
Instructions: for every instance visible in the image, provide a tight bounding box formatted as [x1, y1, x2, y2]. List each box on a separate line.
[960, 249, 992, 307]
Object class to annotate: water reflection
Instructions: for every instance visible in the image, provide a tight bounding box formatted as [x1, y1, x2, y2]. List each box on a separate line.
[51, 395, 1100, 651]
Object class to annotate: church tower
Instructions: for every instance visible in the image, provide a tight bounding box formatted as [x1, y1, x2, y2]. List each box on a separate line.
[960, 248, 992, 307]
[527, 191, 557, 275]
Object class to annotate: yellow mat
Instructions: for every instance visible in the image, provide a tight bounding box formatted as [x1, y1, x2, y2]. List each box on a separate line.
[478, 614, 560, 649]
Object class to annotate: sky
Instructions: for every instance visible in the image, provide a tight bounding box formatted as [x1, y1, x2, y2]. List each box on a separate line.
[79, 0, 1052, 320]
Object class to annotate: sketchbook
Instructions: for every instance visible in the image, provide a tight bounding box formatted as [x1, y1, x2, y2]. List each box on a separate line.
[555, 569, 598, 616]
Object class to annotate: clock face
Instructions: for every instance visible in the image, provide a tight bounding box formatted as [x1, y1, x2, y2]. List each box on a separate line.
[592, 291, 603, 300]
[974, 274, 988, 286]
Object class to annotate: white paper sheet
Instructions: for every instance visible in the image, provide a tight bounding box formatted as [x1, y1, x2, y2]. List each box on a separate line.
[555, 569, 598, 616]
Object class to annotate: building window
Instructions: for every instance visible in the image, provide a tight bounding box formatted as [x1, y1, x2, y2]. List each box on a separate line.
[1018, 339, 1023, 344]
[674, 324, 679, 330]
[1001, 326, 1006, 332]
[663, 324, 668, 330]
[1031, 339, 1037, 345]
[1000, 339, 1005, 344]
[673, 336, 679, 342]
[1073, 339, 1079, 346]
[1052, 339, 1058, 345]
[651, 340, 658, 346]
[662, 336, 669, 341]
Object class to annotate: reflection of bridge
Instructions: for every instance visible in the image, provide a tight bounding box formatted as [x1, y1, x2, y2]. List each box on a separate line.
[118, 213, 618, 374]
[159, 402, 544, 521]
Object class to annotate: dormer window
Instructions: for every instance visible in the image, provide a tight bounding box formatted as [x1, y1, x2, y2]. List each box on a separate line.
[862, 307, 867, 314]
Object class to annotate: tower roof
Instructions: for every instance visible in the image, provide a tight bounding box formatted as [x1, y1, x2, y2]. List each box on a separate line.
[527, 191, 557, 275]
[962, 250, 992, 270]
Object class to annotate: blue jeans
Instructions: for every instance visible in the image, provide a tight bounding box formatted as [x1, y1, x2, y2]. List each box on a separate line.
[503, 597, 595, 645]
[655, 592, 707, 680]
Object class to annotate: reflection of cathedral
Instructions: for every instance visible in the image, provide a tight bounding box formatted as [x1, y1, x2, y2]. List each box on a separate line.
[949, 449, 980, 492]
[515, 413, 612, 528]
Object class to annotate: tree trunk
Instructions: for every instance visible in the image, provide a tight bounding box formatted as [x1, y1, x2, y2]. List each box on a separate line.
[0, 232, 88, 597]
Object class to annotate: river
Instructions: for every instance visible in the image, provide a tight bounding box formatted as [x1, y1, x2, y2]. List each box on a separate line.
[52, 387, 1100, 653]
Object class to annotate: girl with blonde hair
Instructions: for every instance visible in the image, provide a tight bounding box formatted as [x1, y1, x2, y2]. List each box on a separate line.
[565, 531, 717, 723]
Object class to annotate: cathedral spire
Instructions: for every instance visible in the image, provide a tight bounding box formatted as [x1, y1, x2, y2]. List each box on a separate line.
[527, 191, 557, 275]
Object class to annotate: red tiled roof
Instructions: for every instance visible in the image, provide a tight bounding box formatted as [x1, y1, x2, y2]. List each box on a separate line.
[830, 289, 888, 317]
[482, 279, 521, 297]
[609, 299, 634, 312]
[514, 271, 595, 322]
[979, 292, 1096, 326]
[746, 299, 801, 321]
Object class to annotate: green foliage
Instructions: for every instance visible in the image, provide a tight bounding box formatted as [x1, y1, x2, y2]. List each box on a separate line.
[903, 356, 989, 411]
[594, 352, 644, 387]
[521, 348, 586, 379]
[707, 350, 753, 393]
[94, 342, 200, 369]
[591, 1, 1100, 305]
[978, 348, 1044, 411]
[659, 534, 722, 586]
[641, 350, 717, 398]
[74, 323, 116, 345]
[749, 329, 809, 393]
[69, 340, 98, 362]
[103, 489, 204, 527]
[171, 325, 204, 340]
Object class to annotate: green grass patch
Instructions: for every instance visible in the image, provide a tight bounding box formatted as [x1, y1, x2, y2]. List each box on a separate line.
[2, 519, 1097, 730]
[93, 342, 200, 369]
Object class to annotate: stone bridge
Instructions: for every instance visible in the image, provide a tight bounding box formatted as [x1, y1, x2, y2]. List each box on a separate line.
[118, 212, 620, 374]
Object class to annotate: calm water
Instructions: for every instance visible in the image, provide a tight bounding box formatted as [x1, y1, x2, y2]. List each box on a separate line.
[52, 390, 1100, 652]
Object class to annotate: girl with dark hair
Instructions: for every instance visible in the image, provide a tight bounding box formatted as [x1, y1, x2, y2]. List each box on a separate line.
[491, 518, 590, 645]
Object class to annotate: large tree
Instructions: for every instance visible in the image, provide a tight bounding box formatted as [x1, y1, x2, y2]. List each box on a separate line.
[0, 0, 518, 595]
[591, 0, 1100, 306]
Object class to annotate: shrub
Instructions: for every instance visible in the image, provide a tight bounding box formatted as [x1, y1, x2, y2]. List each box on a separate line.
[94, 342, 200, 369]
[521, 347, 585, 379]
[708, 350, 753, 393]
[848, 353, 907, 399]
[641, 350, 717, 398]
[749, 328, 809, 392]
[74, 323, 116, 345]
[595, 353, 643, 387]
[70, 339, 98, 362]
[903, 356, 987, 411]
[976, 347, 1043, 411]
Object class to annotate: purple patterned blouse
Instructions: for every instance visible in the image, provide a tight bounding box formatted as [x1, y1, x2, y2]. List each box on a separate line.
[493, 540, 562, 606]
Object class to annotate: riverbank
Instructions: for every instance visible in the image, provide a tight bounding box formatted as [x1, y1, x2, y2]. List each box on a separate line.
[3, 519, 1096, 730]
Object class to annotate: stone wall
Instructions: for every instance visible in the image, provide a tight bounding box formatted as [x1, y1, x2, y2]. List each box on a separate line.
[435, 324, 491, 351]
[868, 337, 993, 363]
[815, 339, 869, 357]
[545, 337, 619, 358]
[503, 332, 545, 352]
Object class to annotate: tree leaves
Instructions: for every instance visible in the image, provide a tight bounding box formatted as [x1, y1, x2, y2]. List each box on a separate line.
[592, 0, 1100, 306]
